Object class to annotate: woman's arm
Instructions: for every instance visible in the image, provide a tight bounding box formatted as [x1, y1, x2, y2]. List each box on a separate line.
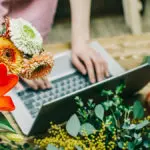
[0, 0, 10, 24]
[70, 0, 91, 45]
[70, 0, 108, 83]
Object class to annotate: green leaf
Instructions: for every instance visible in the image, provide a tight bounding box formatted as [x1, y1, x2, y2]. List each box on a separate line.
[94, 104, 104, 120]
[0, 113, 15, 132]
[128, 142, 135, 150]
[134, 133, 141, 139]
[143, 140, 150, 148]
[87, 99, 95, 108]
[0, 25, 6, 35]
[46, 144, 58, 150]
[122, 124, 136, 130]
[136, 120, 149, 130]
[124, 135, 132, 139]
[80, 123, 96, 136]
[3, 133, 24, 142]
[133, 101, 144, 119]
[102, 101, 113, 111]
[118, 142, 124, 149]
[115, 84, 125, 94]
[114, 96, 122, 105]
[101, 90, 113, 96]
[115, 109, 122, 118]
[75, 145, 83, 150]
[75, 97, 84, 107]
[142, 56, 150, 64]
[134, 137, 142, 146]
[66, 114, 80, 137]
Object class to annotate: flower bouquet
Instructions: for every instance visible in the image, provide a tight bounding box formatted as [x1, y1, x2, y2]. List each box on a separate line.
[0, 17, 54, 79]
[0, 17, 54, 149]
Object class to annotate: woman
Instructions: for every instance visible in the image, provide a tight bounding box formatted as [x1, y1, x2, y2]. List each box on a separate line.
[0, 0, 108, 90]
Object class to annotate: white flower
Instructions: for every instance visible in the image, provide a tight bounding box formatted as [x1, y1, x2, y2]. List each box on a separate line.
[9, 18, 43, 55]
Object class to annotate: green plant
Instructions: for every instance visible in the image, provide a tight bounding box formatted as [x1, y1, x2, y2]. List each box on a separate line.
[35, 84, 150, 150]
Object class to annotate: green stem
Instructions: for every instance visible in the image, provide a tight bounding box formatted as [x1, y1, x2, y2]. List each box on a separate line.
[110, 109, 119, 128]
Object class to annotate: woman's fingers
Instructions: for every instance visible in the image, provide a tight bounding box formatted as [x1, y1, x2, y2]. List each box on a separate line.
[72, 54, 87, 75]
[22, 78, 38, 90]
[80, 54, 96, 83]
[91, 54, 104, 82]
[34, 79, 47, 89]
[21, 77, 51, 90]
[42, 77, 51, 88]
[72, 49, 109, 83]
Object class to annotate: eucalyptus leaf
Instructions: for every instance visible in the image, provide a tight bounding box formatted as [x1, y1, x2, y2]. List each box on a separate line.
[80, 123, 96, 136]
[123, 124, 136, 130]
[134, 133, 141, 139]
[124, 135, 132, 139]
[143, 140, 150, 148]
[66, 114, 80, 137]
[122, 123, 129, 129]
[128, 124, 136, 130]
[75, 145, 83, 150]
[133, 101, 144, 119]
[0, 113, 15, 132]
[118, 141, 123, 149]
[128, 142, 135, 150]
[94, 104, 104, 120]
[136, 120, 149, 130]
[134, 137, 142, 146]
[46, 144, 58, 150]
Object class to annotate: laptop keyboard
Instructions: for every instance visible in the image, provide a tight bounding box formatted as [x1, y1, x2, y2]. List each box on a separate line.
[17, 72, 91, 118]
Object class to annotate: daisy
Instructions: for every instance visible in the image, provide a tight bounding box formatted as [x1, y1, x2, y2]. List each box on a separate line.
[9, 18, 43, 55]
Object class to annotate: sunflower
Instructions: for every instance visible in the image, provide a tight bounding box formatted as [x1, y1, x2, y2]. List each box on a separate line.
[0, 37, 23, 74]
[20, 52, 54, 79]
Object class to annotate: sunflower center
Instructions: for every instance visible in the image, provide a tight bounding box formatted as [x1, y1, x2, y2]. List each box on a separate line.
[34, 65, 45, 73]
[4, 48, 16, 62]
[23, 25, 35, 39]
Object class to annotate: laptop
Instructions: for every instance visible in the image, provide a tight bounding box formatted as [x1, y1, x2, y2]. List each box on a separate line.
[8, 42, 150, 135]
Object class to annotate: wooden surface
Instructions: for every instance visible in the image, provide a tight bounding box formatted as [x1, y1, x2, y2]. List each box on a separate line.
[7, 33, 150, 134]
[44, 33, 150, 70]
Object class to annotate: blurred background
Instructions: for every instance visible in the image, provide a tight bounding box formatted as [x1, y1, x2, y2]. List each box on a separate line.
[48, 0, 149, 43]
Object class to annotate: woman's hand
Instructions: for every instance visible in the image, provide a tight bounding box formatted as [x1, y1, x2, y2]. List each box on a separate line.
[72, 42, 109, 83]
[70, 0, 109, 83]
[17, 77, 51, 90]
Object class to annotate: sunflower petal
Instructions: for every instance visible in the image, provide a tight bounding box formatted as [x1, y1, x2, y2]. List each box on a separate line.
[0, 74, 18, 96]
[0, 96, 15, 111]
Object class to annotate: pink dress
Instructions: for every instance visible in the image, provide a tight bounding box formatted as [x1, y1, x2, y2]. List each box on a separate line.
[0, 0, 58, 40]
